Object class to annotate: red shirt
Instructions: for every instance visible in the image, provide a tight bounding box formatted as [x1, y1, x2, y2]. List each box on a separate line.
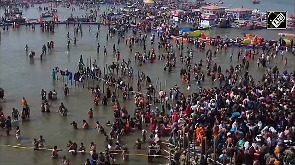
[172, 113, 179, 122]
[150, 124, 156, 132]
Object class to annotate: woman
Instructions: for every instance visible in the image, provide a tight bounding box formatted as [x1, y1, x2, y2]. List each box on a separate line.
[88, 109, 93, 118]
[89, 142, 96, 155]
[82, 120, 89, 129]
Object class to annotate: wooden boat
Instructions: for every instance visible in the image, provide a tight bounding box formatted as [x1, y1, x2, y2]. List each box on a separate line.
[41, 12, 53, 18]
[4, 16, 26, 24]
[4, 8, 22, 17]
[278, 33, 295, 38]
[252, 0, 260, 4]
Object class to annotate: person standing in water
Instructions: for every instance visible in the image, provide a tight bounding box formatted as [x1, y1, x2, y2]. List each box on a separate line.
[79, 55, 84, 65]
[51, 69, 56, 80]
[38, 135, 46, 148]
[78, 143, 86, 154]
[33, 139, 39, 150]
[15, 126, 20, 140]
[64, 84, 69, 96]
[22, 97, 28, 106]
[25, 44, 29, 52]
[82, 120, 89, 129]
[97, 43, 100, 54]
[11, 108, 19, 121]
[73, 37, 77, 45]
[52, 146, 61, 159]
[88, 108, 93, 118]
[5, 116, 12, 136]
[71, 121, 78, 129]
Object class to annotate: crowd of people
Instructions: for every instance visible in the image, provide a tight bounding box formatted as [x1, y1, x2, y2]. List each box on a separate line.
[1, 0, 295, 165]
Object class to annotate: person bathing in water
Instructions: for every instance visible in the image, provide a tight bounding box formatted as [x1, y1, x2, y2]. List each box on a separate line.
[71, 121, 78, 129]
[15, 126, 20, 140]
[58, 102, 68, 116]
[11, 108, 19, 121]
[88, 108, 93, 118]
[82, 120, 89, 129]
[52, 146, 62, 159]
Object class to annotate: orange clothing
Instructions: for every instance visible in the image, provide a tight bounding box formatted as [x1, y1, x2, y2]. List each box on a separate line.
[195, 127, 204, 146]
[213, 125, 219, 140]
[22, 99, 27, 106]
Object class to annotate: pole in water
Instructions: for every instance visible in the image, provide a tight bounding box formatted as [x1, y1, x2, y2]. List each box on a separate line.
[153, 90, 156, 104]
[187, 135, 190, 165]
[105, 64, 108, 74]
[234, 151, 236, 165]
[103, 80, 105, 93]
[193, 131, 196, 160]
[169, 147, 171, 164]
[127, 83, 129, 99]
[92, 79, 95, 89]
[205, 137, 208, 159]
[165, 80, 167, 89]
[87, 58, 89, 73]
[115, 86, 117, 96]
[90, 57, 92, 68]
[103, 67, 105, 78]
[214, 134, 216, 163]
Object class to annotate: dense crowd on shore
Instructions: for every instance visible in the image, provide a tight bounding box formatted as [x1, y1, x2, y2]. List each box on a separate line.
[1, 0, 295, 165]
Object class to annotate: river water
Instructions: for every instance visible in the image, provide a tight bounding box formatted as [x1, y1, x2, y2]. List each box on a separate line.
[0, 2, 294, 165]
[206, 0, 295, 14]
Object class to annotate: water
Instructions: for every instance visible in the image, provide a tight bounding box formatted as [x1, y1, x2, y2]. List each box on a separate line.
[205, 0, 295, 15]
[0, 2, 295, 165]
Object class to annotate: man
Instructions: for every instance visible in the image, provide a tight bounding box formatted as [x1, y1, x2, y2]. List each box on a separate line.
[5, 116, 12, 136]
[64, 84, 69, 96]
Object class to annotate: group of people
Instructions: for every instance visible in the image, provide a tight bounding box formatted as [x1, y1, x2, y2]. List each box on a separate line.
[1, 1, 295, 165]
[26, 40, 54, 60]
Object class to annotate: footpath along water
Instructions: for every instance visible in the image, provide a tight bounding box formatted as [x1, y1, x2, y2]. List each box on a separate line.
[0, 3, 295, 165]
